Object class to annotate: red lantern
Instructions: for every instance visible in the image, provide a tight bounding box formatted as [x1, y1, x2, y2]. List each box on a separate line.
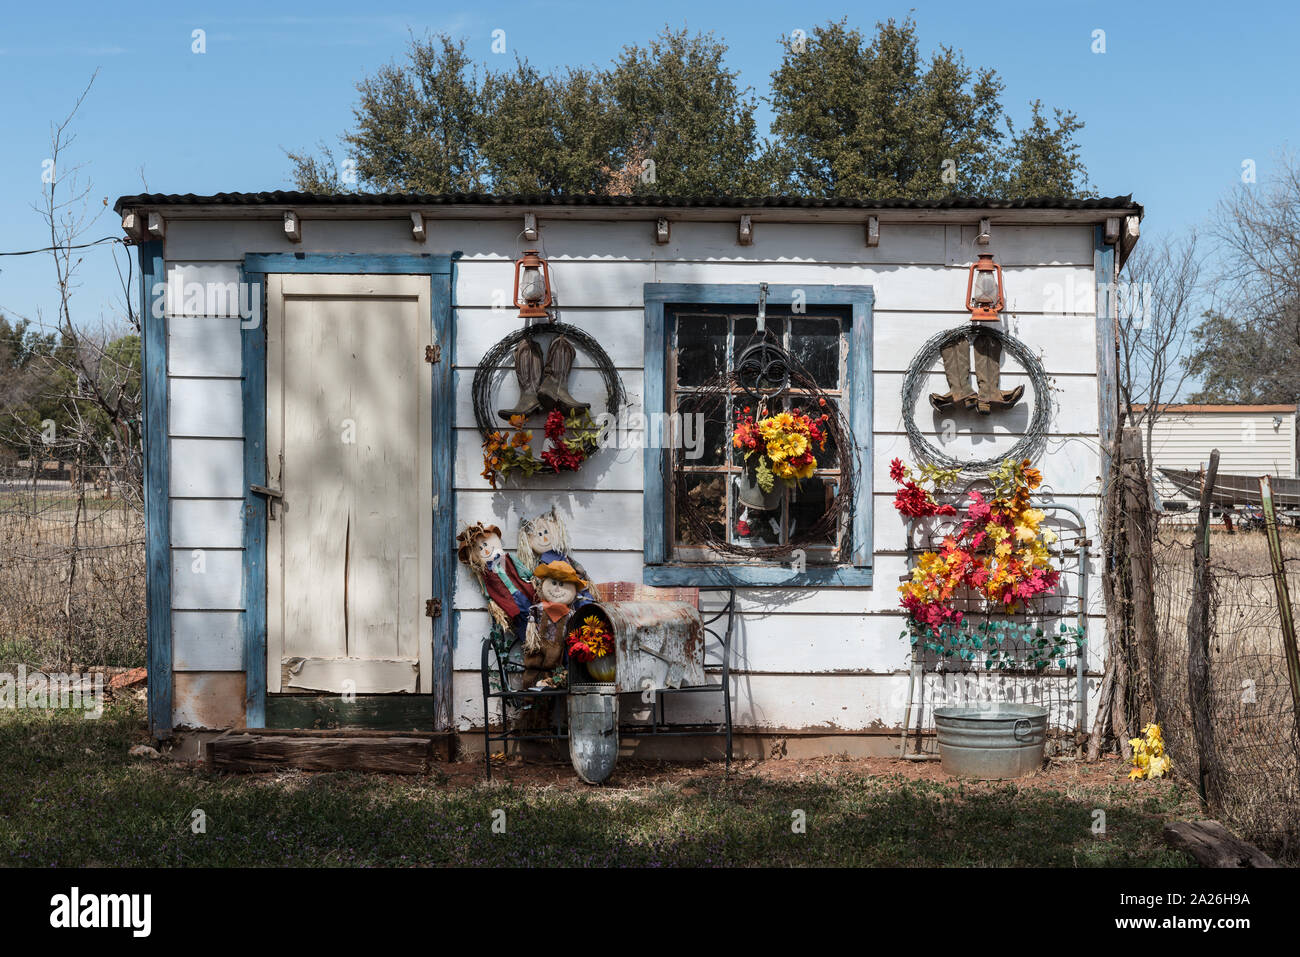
[513, 249, 552, 319]
[965, 253, 1004, 321]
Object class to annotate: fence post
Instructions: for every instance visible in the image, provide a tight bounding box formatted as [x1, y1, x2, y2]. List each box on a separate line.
[1258, 476, 1300, 735]
[1187, 449, 1219, 805]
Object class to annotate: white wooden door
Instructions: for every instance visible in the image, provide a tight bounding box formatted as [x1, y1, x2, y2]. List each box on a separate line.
[265, 274, 432, 694]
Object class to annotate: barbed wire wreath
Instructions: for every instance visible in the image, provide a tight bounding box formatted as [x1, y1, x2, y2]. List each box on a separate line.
[901, 324, 1052, 475]
[472, 321, 627, 438]
[675, 339, 859, 562]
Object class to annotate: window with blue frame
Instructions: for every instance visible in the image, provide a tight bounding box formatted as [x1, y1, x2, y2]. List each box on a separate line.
[642, 283, 873, 587]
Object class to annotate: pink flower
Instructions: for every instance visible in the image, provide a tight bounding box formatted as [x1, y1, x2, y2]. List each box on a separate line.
[967, 490, 991, 523]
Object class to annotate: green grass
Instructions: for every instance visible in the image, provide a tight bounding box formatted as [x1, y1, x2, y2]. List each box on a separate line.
[0, 702, 1197, 867]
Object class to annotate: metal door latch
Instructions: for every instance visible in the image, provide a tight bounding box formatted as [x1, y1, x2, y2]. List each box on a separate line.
[250, 484, 284, 520]
[425, 344, 441, 363]
[425, 598, 442, 618]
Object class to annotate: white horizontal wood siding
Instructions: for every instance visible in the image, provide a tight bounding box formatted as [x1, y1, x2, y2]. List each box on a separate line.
[164, 263, 246, 725]
[160, 219, 1107, 733]
[438, 219, 1104, 732]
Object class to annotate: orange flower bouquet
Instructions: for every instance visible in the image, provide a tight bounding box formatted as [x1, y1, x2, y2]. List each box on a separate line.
[732, 405, 829, 494]
[567, 613, 616, 682]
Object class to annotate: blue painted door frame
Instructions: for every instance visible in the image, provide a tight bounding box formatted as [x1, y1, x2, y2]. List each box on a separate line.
[240, 253, 457, 730]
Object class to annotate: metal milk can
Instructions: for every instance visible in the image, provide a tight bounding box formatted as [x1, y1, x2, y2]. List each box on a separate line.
[567, 682, 618, 784]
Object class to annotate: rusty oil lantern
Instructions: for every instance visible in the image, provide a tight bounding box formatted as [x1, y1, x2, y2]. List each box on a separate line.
[513, 249, 553, 319]
[966, 252, 1004, 322]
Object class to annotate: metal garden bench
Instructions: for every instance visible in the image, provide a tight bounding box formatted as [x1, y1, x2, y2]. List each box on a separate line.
[479, 583, 736, 780]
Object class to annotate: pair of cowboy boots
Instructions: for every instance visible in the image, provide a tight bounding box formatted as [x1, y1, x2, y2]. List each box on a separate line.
[499, 335, 591, 420]
[929, 329, 1025, 415]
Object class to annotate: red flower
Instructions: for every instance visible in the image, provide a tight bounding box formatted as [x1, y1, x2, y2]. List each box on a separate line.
[541, 444, 585, 472]
[544, 410, 567, 441]
[889, 458, 906, 483]
[736, 519, 752, 537]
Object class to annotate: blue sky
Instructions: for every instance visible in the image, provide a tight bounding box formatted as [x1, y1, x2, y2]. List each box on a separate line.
[0, 0, 1296, 334]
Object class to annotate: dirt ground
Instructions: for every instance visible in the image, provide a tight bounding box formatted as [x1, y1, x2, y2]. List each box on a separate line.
[442, 750, 1153, 793]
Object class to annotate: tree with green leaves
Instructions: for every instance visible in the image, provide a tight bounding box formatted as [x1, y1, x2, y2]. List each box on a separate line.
[288, 19, 1090, 199]
[768, 18, 1090, 198]
[289, 29, 775, 196]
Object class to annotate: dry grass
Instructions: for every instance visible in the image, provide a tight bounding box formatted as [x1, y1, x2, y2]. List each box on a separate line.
[0, 488, 144, 669]
[1153, 526, 1300, 862]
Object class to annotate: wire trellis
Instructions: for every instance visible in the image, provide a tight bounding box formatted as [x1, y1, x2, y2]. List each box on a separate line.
[899, 500, 1092, 756]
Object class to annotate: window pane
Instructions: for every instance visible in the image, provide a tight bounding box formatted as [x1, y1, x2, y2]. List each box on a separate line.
[676, 393, 727, 467]
[800, 395, 839, 470]
[731, 487, 782, 547]
[675, 314, 727, 386]
[789, 476, 838, 546]
[676, 473, 727, 545]
[790, 316, 842, 388]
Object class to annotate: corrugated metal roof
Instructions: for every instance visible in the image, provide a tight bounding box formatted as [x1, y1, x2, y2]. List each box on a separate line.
[113, 190, 1142, 216]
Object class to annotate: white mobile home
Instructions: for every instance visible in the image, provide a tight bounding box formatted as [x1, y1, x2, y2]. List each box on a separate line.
[116, 191, 1139, 757]
[1137, 404, 1300, 507]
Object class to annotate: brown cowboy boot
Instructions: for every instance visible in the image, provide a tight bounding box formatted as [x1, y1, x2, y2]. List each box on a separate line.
[972, 330, 1024, 415]
[498, 339, 544, 421]
[929, 337, 977, 411]
[538, 335, 590, 414]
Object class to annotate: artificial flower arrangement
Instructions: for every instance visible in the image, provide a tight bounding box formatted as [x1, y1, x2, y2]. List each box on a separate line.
[481, 409, 602, 489]
[1128, 723, 1172, 780]
[566, 613, 613, 662]
[894, 457, 1078, 670]
[732, 403, 830, 493]
[567, 612, 617, 681]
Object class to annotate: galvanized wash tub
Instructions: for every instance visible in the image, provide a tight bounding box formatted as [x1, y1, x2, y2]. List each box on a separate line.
[933, 704, 1048, 779]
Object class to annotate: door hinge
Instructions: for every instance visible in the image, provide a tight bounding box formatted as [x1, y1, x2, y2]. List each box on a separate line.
[425, 344, 441, 364]
[425, 598, 442, 618]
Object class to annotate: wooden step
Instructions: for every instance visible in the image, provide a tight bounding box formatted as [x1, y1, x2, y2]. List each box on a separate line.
[204, 733, 438, 774]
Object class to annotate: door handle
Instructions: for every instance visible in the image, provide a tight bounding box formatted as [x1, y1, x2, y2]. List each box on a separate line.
[250, 484, 284, 520]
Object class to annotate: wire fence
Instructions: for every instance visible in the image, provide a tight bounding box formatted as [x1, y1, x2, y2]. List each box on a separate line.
[1151, 519, 1300, 863]
[898, 503, 1092, 758]
[0, 457, 144, 671]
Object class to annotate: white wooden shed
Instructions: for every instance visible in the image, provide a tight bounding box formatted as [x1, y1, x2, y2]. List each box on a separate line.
[115, 191, 1140, 756]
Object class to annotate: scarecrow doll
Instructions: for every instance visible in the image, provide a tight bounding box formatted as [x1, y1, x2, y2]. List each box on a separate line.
[516, 507, 596, 608]
[456, 522, 536, 644]
[519, 560, 590, 689]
